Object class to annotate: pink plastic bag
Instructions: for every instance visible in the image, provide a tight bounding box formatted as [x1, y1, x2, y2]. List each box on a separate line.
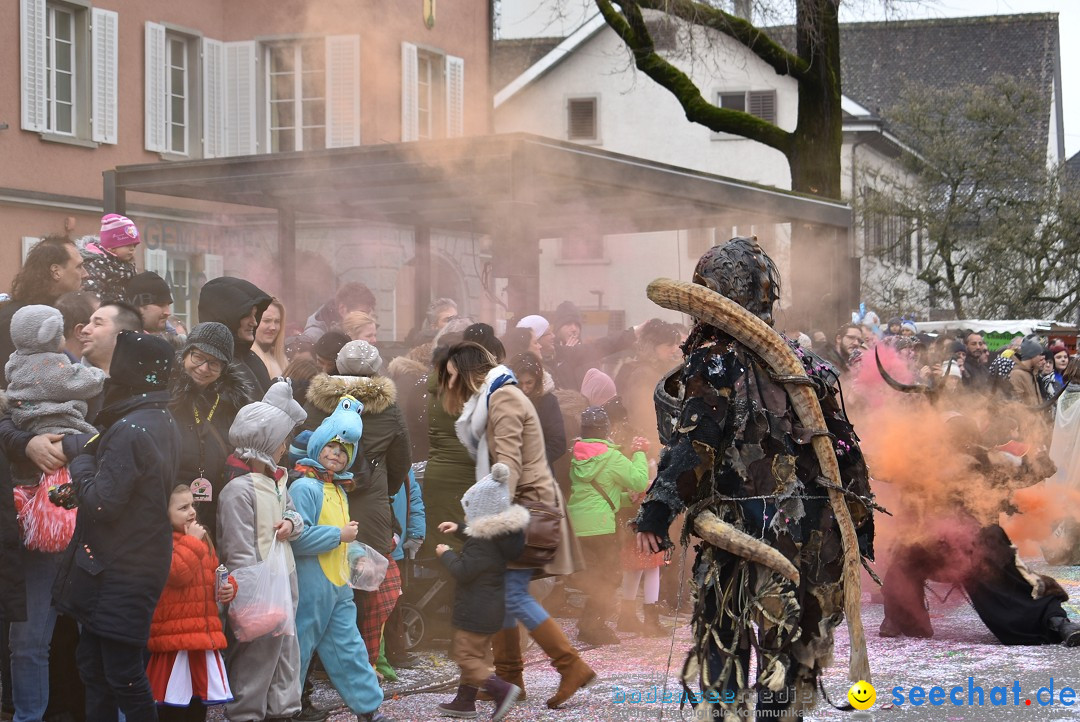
[15, 469, 77, 553]
[228, 539, 295, 642]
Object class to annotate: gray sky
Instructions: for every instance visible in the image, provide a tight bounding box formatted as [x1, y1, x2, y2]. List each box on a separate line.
[840, 0, 1079, 158]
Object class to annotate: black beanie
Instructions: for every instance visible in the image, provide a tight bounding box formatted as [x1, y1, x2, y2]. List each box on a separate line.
[108, 331, 174, 391]
[315, 331, 350, 362]
[125, 271, 173, 307]
[580, 405, 611, 439]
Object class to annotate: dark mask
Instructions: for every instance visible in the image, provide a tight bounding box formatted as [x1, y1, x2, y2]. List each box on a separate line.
[691, 236, 781, 326]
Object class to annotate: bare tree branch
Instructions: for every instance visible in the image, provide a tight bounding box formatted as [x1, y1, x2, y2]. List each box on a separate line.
[633, 0, 811, 79]
[595, 0, 794, 152]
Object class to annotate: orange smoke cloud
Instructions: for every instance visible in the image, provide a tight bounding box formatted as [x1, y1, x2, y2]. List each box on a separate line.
[843, 345, 1064, 571]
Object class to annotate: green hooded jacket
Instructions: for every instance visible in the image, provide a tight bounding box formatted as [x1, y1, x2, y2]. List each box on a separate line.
[567, 439, 649, 537]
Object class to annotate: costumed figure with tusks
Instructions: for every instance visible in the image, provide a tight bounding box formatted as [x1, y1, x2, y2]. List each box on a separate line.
[633, 238, 876, 721]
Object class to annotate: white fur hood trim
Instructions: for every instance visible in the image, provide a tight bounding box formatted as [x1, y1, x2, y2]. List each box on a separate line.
[465, 504, 531, 540]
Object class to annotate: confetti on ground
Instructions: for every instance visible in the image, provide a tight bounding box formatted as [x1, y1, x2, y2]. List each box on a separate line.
[203, 562, 1080, 721]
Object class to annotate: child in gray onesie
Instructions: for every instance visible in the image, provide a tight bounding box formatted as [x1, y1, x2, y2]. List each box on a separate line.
[5, 304, 105, 437]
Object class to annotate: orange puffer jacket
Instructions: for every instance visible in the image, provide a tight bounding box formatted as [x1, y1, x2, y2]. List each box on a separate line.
[148, 532, 235, 653]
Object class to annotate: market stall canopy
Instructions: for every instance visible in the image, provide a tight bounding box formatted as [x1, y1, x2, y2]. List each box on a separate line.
[917, 320, 1078, 336]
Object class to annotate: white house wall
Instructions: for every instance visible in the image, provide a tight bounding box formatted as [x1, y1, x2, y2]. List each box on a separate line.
[495, 22, 795, 188]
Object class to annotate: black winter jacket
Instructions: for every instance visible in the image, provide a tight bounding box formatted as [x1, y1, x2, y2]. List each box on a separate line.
[52, 389, 182, 646]
[532, 391, 567, 472]
[552, 328, 636, 391]
[169, 365, 253, 542]
[197, 277, 273, 395]
[438, 505, 529, 634]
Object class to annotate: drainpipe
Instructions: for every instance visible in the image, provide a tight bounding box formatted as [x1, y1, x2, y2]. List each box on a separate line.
[849, 136, 867, 315]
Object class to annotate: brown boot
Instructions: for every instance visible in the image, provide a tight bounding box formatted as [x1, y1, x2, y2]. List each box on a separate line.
[476, 627, 527, 701]
[641, 603, 668, 638]
[616, 599, 645, 634]
[529, 617, 596, 708]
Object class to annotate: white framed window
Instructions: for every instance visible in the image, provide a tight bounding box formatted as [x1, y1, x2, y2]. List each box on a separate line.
[21, 0, 116, 144]
[266, 40, 326, 152]
[45, 4, 76, 135]
[558, 231, 605, 261]
[712, 90, 777, 139]
[401, 42, 464, 142]
[566, 96, 598, 142]
[165, 35, 190, 154]
[169, 34, 358, 158]
[417, 51, 435, 140]
[147, 24, 221, 158]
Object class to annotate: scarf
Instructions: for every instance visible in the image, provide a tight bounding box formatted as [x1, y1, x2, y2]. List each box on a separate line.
[455, 364, 517, 482]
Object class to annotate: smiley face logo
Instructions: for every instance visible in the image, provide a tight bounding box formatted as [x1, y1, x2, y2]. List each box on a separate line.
[848, 680, 876, 710]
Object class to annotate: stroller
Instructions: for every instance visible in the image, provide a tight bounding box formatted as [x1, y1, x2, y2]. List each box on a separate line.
[396, 462, 455, 650]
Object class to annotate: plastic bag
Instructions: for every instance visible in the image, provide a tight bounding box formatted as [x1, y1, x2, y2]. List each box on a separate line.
[347, 541, 388, 591]
[15, 469, 77, 553]
[228, 539, 295, 642]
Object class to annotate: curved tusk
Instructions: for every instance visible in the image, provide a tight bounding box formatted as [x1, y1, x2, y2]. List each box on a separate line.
[875, 347, 931, 395]
[694, 510, 801, 585]
[646, 277, 870, 684]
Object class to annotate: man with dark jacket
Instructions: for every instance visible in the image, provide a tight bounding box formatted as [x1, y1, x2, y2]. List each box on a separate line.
[197, 277, 273, 395]
[963, 332, 991, 391]
[52, 331, 181, 722]
[302, 340, 411, 667]
[819, 323, 863, 375]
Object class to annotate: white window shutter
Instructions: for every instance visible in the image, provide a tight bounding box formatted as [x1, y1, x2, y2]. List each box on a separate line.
[91, 8, 119, 144]
[145, 249, 169, 279]
[20, 0, 47, 132]
[224, 41, 257, 156]
[203, 254, 224, 281]
[202, 38, 225, 158]
[21, 237, 41, 262]
[400, 42, 419, 142]
[144, 22, 166, 152]
[325, 35, 361, 148]
[445, 55, 464, 138]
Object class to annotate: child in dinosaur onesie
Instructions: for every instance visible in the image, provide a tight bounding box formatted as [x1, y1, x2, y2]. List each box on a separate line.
[289, 395, 393, 722]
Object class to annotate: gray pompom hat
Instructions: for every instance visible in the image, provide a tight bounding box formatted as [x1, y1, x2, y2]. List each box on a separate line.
[460, 462, 512, 526]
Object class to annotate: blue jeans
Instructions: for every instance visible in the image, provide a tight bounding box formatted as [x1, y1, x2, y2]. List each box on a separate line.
[9, 549, 60, 722]
[502, 569, 550, 631]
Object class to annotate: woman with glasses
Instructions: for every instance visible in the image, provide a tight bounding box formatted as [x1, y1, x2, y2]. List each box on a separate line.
[169, 322, 255, 543]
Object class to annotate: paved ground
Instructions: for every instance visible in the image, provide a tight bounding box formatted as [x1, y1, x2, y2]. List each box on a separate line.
[289, 562, 1080, 721]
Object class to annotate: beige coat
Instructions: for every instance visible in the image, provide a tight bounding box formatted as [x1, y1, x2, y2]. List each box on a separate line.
[487, 384, 584, 577]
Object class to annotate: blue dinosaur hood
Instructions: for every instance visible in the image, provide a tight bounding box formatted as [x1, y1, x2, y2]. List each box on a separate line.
[298, 394, 364, 480]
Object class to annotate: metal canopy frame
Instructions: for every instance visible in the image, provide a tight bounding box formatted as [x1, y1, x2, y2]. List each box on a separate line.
[105, 133, 851, 323]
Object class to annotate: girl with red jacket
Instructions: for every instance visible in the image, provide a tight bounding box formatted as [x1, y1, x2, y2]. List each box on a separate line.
[146, 484, 237, 722]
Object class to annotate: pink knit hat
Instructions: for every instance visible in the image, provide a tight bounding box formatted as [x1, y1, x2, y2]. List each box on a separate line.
[581, 367, 616, 407]
[99, 213, 140, 250]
